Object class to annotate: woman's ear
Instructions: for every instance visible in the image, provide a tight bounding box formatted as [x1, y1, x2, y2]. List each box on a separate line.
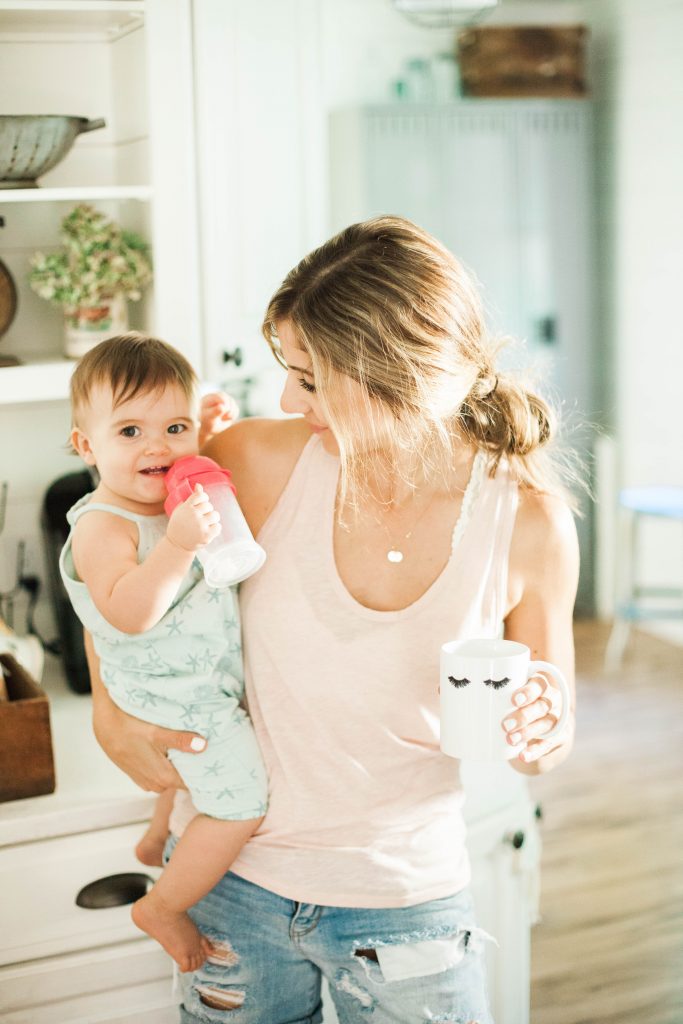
[71, 427, 96, 466]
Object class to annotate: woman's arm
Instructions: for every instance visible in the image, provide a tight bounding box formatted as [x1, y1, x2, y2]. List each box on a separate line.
[86, 630, 204, 791]
[503, 490, 580, 775]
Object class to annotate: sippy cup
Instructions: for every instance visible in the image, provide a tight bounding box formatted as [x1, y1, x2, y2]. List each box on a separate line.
[164, 455, 266, 588]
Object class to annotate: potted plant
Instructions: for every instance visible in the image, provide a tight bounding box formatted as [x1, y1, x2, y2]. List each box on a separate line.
[28, 203, 153, 359]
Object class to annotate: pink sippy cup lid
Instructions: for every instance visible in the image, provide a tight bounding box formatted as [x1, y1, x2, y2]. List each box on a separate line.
[163, 455, 236, 516]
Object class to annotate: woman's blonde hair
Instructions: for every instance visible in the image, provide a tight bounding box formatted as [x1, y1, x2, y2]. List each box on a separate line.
[263, 215, 577, 509]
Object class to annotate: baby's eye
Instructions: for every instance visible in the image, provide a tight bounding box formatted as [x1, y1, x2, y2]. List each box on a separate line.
[167, 423, 187, 434]
[484, 677, 510, 690]
[448, 676, 471, 689]
[298, 377, 316, 394]
[120, 425, 140, 438]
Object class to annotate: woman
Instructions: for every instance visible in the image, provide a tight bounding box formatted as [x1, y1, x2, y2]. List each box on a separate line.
[90, 216, 579, 1023]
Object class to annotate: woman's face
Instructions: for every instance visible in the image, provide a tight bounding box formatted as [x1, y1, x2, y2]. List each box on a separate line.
[277, 319, 339, 454]
[277, 318, 395, 458]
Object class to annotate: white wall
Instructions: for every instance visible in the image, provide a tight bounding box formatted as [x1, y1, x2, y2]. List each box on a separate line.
[586, 0, 683, 642]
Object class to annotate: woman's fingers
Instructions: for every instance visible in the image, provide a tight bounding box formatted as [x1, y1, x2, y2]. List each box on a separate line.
[511, 672, 552, 708]
[503, 676, 558, 748]
[155, 727, 207, 755]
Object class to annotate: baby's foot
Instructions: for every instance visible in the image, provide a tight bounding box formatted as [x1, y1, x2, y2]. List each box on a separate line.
[132, 892, 213, 973]
[135, 831, 167, 868]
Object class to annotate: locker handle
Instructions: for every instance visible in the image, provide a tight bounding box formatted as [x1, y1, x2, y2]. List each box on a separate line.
[537, 316, 558, 345]
[75, 872, 154, 909]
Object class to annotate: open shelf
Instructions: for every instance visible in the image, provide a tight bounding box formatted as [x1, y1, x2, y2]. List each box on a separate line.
[0, 186, 152, 204]
[0, 2, 144, 42]
[0, 357, 74, 405]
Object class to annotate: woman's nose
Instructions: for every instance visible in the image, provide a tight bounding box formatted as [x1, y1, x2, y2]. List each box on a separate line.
[280, 374, 309, 415]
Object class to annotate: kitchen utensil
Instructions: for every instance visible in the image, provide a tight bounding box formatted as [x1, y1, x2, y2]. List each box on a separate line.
[0, 258, 20, 366]
[0, 115, 106, 188]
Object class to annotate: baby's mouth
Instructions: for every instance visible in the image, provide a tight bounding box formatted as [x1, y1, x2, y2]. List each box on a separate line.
[140, 465, 169, 476]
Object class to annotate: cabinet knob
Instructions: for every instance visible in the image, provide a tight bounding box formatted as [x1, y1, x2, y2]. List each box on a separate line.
[222, 347, 243, 367]
[537, 316, 557, 345]
[75, 872, 154, 909]
[504, 830, 526, 850]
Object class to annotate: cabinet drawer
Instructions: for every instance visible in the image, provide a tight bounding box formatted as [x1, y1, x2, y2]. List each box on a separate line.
[0, 938, 175, 1023]
[0, 823, 160, 966]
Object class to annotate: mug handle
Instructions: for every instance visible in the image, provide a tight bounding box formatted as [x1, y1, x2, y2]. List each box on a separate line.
[526, 660, 571, 742]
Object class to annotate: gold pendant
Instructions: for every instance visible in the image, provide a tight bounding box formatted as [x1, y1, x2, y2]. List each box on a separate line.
[387, 549, 404, 563]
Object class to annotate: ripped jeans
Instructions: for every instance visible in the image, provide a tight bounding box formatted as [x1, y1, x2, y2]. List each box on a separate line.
[164, 838, 494, 1024]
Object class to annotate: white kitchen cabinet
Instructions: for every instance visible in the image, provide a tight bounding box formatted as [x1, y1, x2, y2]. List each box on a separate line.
[0, 0, 202, 404]
[0, 659, 177, 1023]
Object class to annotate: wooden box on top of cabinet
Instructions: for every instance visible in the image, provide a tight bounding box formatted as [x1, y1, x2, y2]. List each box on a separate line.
[0, 654, 55, 803]
[457, 26, 588, 97]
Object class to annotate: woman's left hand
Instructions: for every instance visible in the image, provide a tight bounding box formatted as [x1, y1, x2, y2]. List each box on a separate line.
[199, 391, 240, 449]
[503, 674, 575, 775]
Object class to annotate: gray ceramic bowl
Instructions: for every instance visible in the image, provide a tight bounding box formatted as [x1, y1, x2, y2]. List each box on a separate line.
[0, 115, 106, 188]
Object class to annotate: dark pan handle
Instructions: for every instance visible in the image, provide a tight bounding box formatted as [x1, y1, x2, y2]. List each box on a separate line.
[78, 118, 107, 134]
[76, 871, 154, 909]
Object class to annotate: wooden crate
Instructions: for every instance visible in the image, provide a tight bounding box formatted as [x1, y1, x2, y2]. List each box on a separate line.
[0, 653, 56, 802]
[457, 26, 588, 98]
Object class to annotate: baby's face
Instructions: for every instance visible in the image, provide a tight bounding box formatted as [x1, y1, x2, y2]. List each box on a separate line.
[72, 383, 200, 512]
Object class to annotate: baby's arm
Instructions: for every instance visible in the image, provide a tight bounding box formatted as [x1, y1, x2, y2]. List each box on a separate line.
[198, 392, 239, 449]
[72, 486, 219, 634]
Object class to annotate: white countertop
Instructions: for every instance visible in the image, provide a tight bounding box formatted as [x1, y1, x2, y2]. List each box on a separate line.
[0, 656, 155, 848]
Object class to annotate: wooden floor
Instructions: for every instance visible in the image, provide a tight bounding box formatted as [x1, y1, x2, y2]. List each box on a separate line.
[529, 620, 683, 1024]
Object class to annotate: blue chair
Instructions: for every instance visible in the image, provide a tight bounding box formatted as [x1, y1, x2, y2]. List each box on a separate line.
[605, 486, 683, 669]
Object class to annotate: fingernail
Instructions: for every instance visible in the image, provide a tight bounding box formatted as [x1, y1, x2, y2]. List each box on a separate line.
[509, 732, 522, 745]
[503, 718, 517, 731]
[514, 693, 526, 706]
[190, 737, 206, 752]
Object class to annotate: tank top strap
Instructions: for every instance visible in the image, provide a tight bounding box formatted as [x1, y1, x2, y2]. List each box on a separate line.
[66, 494, 150, 528]
[257, 434, 337, 547]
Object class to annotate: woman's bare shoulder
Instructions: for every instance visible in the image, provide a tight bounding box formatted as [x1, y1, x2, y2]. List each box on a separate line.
[510, 488, 579, 593]
[203, 417, 312, 532]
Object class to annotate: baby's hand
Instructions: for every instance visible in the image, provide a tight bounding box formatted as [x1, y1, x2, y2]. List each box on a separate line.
[199, 392, 239, 448]
[167, 485, 221, 552]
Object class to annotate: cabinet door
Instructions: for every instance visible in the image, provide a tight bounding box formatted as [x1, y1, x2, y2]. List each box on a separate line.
[439, 108, 524, 342]
[516, 105, 595, 407]
[192, 0, 327, 412]
[0, 939, 174, 1024]
[467, 804, 541, 1024]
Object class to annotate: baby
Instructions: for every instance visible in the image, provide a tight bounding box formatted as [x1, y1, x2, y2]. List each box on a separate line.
[60, 333, 267, 972]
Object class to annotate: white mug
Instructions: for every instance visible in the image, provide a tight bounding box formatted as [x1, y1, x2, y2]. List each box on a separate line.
[440, 638, 571, 762]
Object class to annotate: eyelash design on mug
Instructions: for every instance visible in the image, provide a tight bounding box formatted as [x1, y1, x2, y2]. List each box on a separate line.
[448, 676, 471, 688]
[484, 677, 511, 690]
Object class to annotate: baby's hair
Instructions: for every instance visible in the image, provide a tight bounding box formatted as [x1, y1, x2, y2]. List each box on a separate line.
[70, 332, 199, 428]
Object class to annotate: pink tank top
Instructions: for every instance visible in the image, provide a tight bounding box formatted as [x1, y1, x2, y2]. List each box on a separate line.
[172, 436, 518, 908]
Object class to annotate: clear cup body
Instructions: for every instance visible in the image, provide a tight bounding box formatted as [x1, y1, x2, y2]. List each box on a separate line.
[195, 482, 266, 588]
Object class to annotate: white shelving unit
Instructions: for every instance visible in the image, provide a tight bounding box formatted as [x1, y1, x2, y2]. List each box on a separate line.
[0, 356, 75, 404]
[0, 0, 202, 405]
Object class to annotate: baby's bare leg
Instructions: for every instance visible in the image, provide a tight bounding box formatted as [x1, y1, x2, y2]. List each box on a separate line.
[135, 788, 176, 867]
[132, 814, 262, 973]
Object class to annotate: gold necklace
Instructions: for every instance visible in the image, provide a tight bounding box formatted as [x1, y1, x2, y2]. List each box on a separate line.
[382, 489, 438, 564]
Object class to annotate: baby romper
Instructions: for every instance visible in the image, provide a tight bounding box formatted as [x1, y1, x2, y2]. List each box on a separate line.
[60, 497, 268, 821]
